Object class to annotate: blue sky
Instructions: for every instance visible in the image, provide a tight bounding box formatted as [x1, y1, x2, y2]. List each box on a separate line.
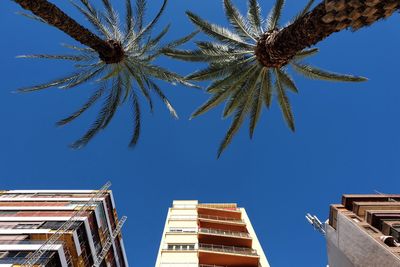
[1, 0, 400, 266]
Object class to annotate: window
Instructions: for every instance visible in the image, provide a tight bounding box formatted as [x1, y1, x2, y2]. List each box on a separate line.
[169, 227, 197, 233]
[13, 224, 41, 229]
[0, 211, 17, 216]
[167, 244, 195, 251]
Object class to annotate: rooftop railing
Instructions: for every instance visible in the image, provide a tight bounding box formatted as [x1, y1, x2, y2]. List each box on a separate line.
[198, 214, 244, 223]
[198, 243, 258, 256]
[199, 228, 250, 238]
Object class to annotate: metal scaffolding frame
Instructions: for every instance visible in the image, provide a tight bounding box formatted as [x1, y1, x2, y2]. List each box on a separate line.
[92, 215, 127, 267]
[22, 182, 112, 267]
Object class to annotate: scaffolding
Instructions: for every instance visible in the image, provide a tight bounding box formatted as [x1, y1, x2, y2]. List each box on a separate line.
[92, 215, 127, 267]
[22, 182, 112, 267]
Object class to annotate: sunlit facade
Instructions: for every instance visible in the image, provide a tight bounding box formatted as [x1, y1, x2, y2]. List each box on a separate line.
[327, 194, 400, 267]
[0, 189, 128, 267]
[155, 200, 269, 267]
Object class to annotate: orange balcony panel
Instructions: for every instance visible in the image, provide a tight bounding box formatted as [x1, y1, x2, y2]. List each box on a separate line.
[198, 207, 241, 220]
[199, 250, 259, 267]
[199, 232, 252, 247]
[199, 220, 247, 233]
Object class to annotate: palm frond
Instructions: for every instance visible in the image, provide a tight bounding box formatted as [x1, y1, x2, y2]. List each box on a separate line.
[124, 63, 154, 112]
[148, 80, 178, 119]
[218, 81, 257, 157]
[135, 0, 146, 31]
[223, 66, 261, 118]
[186, 56, 255, 81]
[247, 0, 262, 34]
[16, 12, 46, 23]
[293, 48, 319, 60]
[57, 86, 105, 126]
[292, 0, 314, 23]
[291, 62, 368, 82]
[276, 68, 298, 93]
[70, 84, 119, 149]
[60, 66, 105, 89]
[249, 84, 263, 138]
[125, 0, 134, 33]
[268, 0, 285, 30]
[261, 68, 272, 108]
[17, 72, 84, 92]
[206, 65, 254, 93]
[17, 54, 87, 61]
[223, 0, 257, 41]
[129, 0, 167, 45]
[129, 91, 141, 147]
[70, 0, 111, 38]
[186, 11, 253, 48]
[275, 69, 295, 131]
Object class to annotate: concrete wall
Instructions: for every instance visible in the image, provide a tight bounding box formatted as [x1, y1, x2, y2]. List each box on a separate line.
[327, 212, 400, 267]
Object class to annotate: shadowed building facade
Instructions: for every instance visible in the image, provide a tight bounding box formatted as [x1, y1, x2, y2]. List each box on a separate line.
[327, 194, 400, 267]
[155, 200, 269, 267]
[0, 186, 128, 267]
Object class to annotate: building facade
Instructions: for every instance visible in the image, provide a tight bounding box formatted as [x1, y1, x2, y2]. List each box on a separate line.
[0, 184, 128, 267]
[155, 200, 269, 267]
[327, 194, 400, 267]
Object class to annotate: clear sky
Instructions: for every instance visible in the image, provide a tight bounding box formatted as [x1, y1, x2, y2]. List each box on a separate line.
[1, 0, 400, 266]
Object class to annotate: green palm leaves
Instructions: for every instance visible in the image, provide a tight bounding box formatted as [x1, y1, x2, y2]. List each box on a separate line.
[17, 0, 196, 148]
[165, 0, 367, 157]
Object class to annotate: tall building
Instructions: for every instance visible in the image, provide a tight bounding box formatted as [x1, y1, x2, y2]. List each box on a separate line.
[0, 182, 128, 267]
[326, 194, 400, 267]
[155, 200, 269, 267]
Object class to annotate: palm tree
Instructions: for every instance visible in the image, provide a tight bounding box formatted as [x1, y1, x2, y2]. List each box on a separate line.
[164, 0, 399, 157]
[13, 0, 196, 148]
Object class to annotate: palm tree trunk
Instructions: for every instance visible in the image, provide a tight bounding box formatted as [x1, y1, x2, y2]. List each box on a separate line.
[257, 0, 400, 67]
[14, 0, 122, 63]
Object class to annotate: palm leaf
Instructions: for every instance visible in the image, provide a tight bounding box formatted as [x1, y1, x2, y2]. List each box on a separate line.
[293, 48, 319, 60]
[291, 62, 368, 82]
[268, 0, 285, 30]
[223, 66, 261, 117]
[135, 0, 146, 31]
[186, 11, 253, 48]
[292, 0, 314, 23]
[16, 12, 46, 23]
[148, 80, 178, 119]
[223, 0, 257, 41]
[17, 54, 87, 61]
[261, 68, 272, 108]
[17, 72, 84, 92]
[218, 81, 257, 157]
[276, 68, 298, 93]
[249, 84, 263, 138]
[275, 69, 295, 131]
[129, 91, 141, 147]
[57, 86, 105, 126]
[126, 0, 134, 34]
[247, 0, 262, 34]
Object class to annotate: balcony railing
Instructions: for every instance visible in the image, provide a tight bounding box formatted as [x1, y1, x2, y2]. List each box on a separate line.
[198, 243, 258, 256]
[199, 228, 250, 238]
[198, 214, 244, 223]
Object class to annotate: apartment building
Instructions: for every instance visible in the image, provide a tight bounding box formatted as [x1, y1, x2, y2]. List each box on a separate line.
[327, 194, 400, 267]
[0, 182, 128, 267]
[155, 200, 269, 267]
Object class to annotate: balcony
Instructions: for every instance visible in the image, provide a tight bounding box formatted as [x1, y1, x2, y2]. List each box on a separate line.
[199, 244, 257, 256]
[198, 244, 259, 267]
[199, 228, 250, 238]
[198, 228, 252, 247]
[198, 207, 241, 220]
[198, 214, 244, 224]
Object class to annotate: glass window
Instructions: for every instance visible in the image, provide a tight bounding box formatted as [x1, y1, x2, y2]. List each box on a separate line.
[13, 224, 40, 229]
[167, 244, 196, 251]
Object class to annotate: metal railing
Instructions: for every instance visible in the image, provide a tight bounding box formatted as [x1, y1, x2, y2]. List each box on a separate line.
[198, 214, 244, 223]
[199, 228, 250, 238]
[198, 243, 258, 256]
